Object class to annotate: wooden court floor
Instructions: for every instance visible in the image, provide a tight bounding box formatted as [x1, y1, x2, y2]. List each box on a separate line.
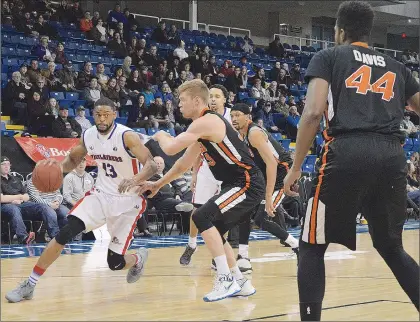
[1, 230, 419, 321]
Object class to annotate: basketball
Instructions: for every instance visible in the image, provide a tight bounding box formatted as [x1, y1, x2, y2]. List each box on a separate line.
[32, 161, 63, 193]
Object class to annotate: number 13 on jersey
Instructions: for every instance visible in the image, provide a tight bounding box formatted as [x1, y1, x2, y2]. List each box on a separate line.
[345, 65, 396, 102]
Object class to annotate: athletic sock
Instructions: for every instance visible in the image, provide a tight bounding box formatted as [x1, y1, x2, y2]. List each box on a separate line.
[28, 265, 45, 286]
[214, 254, 230, 276]
[131, 254, 139, 265]
[230, 265, 244, 281]
[285, 234, 299, 248]
[238, 244, 249, 258]
[188, 236, 197, 249]
[300, 302, 322, 321]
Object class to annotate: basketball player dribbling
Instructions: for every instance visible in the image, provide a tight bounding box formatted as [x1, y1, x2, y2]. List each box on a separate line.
[282, 2, 420, 320]
[230, 103, 300, 266]
[123, 79, 265, 302]
[6, 98, 158, 303]
[179, 85, 232, 266]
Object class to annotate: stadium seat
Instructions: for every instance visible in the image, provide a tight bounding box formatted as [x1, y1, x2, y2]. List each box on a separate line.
[403, 138, 413, 151]
[412, 138, 420, 152]
[65, 92, 79, 100]
[281, 139, 291, 152]
[162, 127, 176, 137]
[271, 132, 282, 142]
[67, 108, 75, 117]
[147, 128, 158, 136]
[50, 92, 65, 100]
[58, 100, 73, 109]
[133, 128, 147, 135]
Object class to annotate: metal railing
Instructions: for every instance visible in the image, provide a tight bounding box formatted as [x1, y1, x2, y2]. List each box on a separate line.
[373, 46, 403, 59]
[131, 12, 251, 37]
[274, 34, 334, 50]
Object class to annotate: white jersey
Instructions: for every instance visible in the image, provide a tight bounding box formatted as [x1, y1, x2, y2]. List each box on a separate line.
[83, 123, 141, 196]
[223, 107, 232, 124]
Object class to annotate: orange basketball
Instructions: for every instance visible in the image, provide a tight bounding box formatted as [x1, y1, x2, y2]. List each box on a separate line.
[32, 161, 63, 193]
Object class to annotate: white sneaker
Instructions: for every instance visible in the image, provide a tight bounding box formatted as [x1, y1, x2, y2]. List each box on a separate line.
[203, 274, 240, 302]
[237, 255, 253, 274]
[231, 278, 256, 297]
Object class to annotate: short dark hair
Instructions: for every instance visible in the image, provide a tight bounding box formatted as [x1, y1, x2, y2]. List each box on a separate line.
[94, 97, 116, 110]
[210, 84, 229, 99]
[336, 1, 374, 42]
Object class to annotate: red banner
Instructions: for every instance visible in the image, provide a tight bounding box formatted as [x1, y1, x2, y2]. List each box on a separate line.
[15, 137, 96, 166]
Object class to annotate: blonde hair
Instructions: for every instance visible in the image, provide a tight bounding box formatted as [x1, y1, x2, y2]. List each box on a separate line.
[178, 79, 209, 105]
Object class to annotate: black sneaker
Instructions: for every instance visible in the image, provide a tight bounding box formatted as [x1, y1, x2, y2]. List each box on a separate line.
[179, 245, 196, 266]
[280, 240, 291, 247]
[237, 254, 252, 274]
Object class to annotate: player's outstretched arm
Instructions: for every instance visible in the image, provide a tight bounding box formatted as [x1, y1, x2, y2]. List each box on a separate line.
[248, 129, 278, 216]
[137, 143, 201, 197]
[284, 77, 328, 195]
[61, 137, 88, 173]
[153, 117, 210, 155]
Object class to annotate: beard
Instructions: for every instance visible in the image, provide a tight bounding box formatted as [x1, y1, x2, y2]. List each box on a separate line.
[95, 122, 114, 134]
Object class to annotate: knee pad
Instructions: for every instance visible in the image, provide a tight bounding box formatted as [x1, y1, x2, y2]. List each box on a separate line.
[107, 249, 126, 271]
[55, 216, 85, 245]
[192, 201, 220, 233]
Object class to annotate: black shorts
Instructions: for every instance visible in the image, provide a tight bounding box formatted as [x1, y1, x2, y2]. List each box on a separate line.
[302, 133, 407, 251]
[209, 168, 265, 235]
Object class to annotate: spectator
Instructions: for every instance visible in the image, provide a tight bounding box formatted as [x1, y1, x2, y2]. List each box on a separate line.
[255, 102, 280, 133]
[27, 176, 68, 240]
[30, 76, 49, 101]
[203, 74, 212, 88]
[241, 39, 253, 54]
[74, 106, 92, 133]
[107, 32, 128, 58]
[45, 97, 59, 117]
[52, 107, 82, 138]
[161, 82, 173, 102]
[92, 11, 101, 26]
[123, 8, 138, 30]
[286, 105, 301, 140]
[3, 72, 28, 121]
[175, 70, 188, 87]
[267, 81, 281, 104]
[148, 156, 193, 233]
[131, 48, 146, 69]
[62, 158, 94, 208]
[224, 66, 241, 94]
[107, 3, 126, 28]
[270, 61, 282, 81]
[33, 36, 54, 62]
[127, 94, 152, 128]
[56, 61, 76, 91]
[289, 63, 304, 85]
[83, 78, 102, 109]
[252, 68, 267, 88]
[27, 91, 46, 127]
[114, 67, 123, 79]
[16, 11, 39, 37]
[145, 45, 161, 71]
[288, 95, 297, 107]
[141, 83, 155, 107]
[118, 76, 137, 108]
[207, 55, 219, 80]
[239, 65, 249, 92]
[277, 68, 290, 94]
[154, 63, 167, 86]
[273, 95, 289, 116]
[167, 24, 180, 44]
[33, 14, 57, 39]
[268, 35, 284, 58]
[76, 62, 93, 90]
[166, 70, 176, 90]
[27, 60, 42, 84]
[116, 21, 130, 43]
[41, 62, 61, 91]
[126, 69, 145, 93]
[151, 21, 168, 43]
[182, 62, 194, 81]
[0, 156, 37, 244]
[102, 77, 120, 108]
[219, 60, 233, 78]
[127, 38, 139, 56]
[19, 64, 32, 89]
[91, 18, 107, 45]
[122, 56, 133, 78]
[149, 96, 173, 129]
[80, 11, 93, 33]
[250, 78, 268, 101]
[54, 42, 68, 65]
[173, 40, 188, 61]
[297, 95, 306, 115]
[401, 113, 419, 137]
[95, 64, 109, 89]
[68, 1, 83, 23]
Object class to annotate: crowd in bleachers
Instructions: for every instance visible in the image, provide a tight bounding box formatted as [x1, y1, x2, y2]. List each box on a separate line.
[1, 0, 419, 245]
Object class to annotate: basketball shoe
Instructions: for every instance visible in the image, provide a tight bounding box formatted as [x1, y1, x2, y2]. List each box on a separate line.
[203, 274, 240, 302]
[237, 254, 253, 274]
[231, 278, 256, 297]
[180, 245, 196, 266]
[127, 247, 148, 283]
[5, 279, 35, 303]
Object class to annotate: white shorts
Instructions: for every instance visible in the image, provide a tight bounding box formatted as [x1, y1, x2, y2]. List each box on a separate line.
[69, 189, 146, 255]
[192, 161, 221, 206]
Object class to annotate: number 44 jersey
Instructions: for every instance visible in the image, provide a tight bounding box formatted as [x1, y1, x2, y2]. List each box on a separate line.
[83, 123, 142, 196]
[305, 42, 419, 141]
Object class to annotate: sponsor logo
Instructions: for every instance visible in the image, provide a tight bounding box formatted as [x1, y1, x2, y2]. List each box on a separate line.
[35, 144, 51, 158]
[111, 237, 121, 244]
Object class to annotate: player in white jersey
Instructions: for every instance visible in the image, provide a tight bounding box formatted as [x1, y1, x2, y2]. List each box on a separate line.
[179, 84, 231, 265]
[6, 98, 158, 303]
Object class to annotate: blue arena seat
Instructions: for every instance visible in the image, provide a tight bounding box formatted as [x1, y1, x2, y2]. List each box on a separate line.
[147, 128, 158, 136]
[403, 138, 414, 152]
[133, 128, 147, 135]
[271, 132, 282, 142]
[50, 92, 65, 100]
[65, 92, 79, 100]
[280, 139, 291, 152]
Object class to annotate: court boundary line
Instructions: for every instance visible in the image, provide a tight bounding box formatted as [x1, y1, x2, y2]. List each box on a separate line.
[243, 299, 413, 321]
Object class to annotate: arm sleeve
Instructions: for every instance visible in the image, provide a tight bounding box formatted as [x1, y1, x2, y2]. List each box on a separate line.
[62, 175, 74, 204]
[405, 67, 420, 101]
[304, 49, 334, 84]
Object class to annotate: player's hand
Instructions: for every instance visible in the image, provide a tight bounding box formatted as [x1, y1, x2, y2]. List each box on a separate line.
[265, 195, 275, 217]
[284, 168, 301, 197]
[118, 178, 136, 194]
[136, 181, 160, 198]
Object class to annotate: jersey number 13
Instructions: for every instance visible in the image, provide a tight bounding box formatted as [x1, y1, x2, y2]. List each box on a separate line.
[345, 65, 396, 102]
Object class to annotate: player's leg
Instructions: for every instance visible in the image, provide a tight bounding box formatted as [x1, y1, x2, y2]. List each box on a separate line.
[105, 197, 148, 284]
[362, 161, 419, 311]
[5, 194, 105, 303]
[237, 216, 253, 273]
[298, 139, 363, 321]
